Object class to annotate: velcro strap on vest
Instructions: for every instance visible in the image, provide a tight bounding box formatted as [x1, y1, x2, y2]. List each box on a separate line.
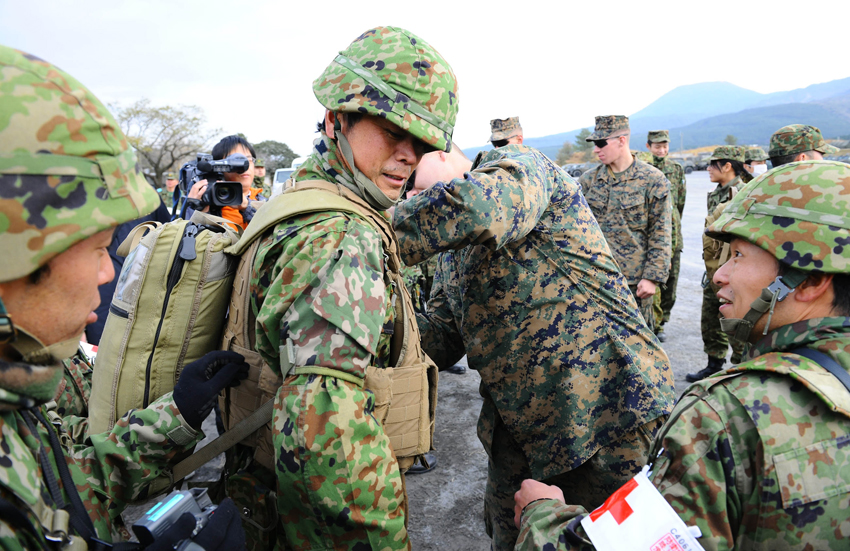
[290, 366, 365, 387]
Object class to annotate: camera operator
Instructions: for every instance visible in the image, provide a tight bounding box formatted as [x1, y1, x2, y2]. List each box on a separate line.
[187, 135, 264, 230]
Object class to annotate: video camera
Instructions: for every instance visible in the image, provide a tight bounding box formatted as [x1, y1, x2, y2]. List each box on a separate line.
[179, 153, 250, 217]
[132, 488, 216, 550]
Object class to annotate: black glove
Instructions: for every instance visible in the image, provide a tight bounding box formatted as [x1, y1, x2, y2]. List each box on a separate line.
[173, 350, 248, 430]
[145, 498, 246, 551]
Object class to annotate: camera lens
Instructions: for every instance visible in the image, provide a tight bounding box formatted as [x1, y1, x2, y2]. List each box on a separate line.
[215, 186, 237, 204]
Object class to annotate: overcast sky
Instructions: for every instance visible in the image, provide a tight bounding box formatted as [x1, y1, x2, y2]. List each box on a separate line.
[2, 0, 848, 156]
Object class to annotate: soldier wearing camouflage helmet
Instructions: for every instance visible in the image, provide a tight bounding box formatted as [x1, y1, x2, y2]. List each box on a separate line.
[224, 27, 458, 550]
[490, 116, 523, 147]
[253, 157, 270, 197]
[513, 159, 850, 551]
[645, 130, 687, 341]
[769, 123, 839, 168]
[159, 171, 178, 211]
[395, 113, 674, 548]
[0, 46, 248, 548]
[687, 145, 749, 382]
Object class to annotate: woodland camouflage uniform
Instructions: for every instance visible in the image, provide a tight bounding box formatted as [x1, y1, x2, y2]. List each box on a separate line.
[515, 160, 850, 551]
[394, 144, 675, 551]
[230, 27, 459, 551]
[579, 117, 671, 332]
[645, 131, 686, 330]
[702, 146, 748, 365]
[0, 45, 205, 549]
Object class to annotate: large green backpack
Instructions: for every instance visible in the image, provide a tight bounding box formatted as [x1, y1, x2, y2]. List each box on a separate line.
[87, 211, 241, 435]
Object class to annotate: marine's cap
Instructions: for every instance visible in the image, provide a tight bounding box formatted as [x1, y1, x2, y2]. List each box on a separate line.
[254, 158, 264, 168]
[587, 115, 629, 141]
[708, 145, 745, 163]
[769, 124, 840, 158]
[165, 172, 178, 180]
[744, 146, 768, 163]
[706, 160, 850, 274]
[313, 26, 459, 153]
[647, 130, 669, 143]
[0, 46, 160, 283]
[489, 117, 522, 141]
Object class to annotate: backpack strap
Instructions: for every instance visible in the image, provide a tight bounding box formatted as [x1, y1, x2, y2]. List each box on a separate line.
[169, 398, 276, 485]
[116, 221, 161, 258]
[791, 347, 850, 394]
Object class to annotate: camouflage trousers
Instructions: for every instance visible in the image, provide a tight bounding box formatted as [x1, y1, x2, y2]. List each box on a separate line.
[653, 248, 681, 327]
[701, 284, 747, 363]
[483, 410, 666, 551]
[628, 284, 656, 333]
[271, 373, 410, 551]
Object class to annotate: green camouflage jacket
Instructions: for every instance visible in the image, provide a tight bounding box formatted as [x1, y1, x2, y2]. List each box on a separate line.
[515, 316, 850, 550]
[0, 366, 201, 550]
[578, 159, 672, 285]
[649, 156, 685, 252]
[706, 175, 743, 213]
[251, 136, 394, 381]
[55, 349, 93, 443]
[394, 145, 675, 480]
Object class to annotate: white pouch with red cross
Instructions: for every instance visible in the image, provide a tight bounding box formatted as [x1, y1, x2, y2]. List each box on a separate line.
[581, 466, 705, 551]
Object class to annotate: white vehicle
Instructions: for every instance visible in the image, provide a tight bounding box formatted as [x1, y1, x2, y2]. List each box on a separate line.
[271, 156, 308, 197]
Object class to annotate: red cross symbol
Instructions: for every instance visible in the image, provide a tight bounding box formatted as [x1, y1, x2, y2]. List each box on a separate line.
[588, 477, 638, 524]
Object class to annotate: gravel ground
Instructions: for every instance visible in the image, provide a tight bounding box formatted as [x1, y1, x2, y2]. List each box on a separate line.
[406, 170, 720, 550]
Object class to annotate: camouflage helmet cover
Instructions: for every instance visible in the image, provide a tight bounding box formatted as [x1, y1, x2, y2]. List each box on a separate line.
[706, 160, 850, 274]
[253, 158, 264, 168]
[489, 116, 522, 141]
[769, 124, 840, 158]
[312, 26, 459, 153]
[0, 46, 160, 283]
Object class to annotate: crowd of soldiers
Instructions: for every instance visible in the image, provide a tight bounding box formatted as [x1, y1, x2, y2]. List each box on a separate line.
[1, 24, 849, 551]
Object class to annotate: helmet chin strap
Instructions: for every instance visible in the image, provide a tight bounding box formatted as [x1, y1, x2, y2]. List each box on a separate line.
[334, 118, 398, 211]
[719, 268, 808, 342]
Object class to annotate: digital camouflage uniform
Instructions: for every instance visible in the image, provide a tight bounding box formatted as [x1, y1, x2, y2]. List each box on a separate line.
[578, 118, 671, 332]
[394, 145, 675, 551]
[400, 254, 440, 314]
[646, 131, 686, 329]
[231, 26, 459, 551]
[0, 46, 205, 549]
[515, 160, 850, 551]
[702, 146, 747, 365]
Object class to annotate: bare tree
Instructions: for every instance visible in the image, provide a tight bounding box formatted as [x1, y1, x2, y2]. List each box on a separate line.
[113, 99, 220, 187]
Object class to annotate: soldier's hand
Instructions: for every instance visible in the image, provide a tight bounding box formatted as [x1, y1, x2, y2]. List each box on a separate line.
[513, 479, 565, 528]
[636, 278, 657, 299]
[173, 351, 249, 430]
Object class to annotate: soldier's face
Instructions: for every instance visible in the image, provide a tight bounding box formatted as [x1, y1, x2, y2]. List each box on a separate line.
[332, 112, 425, 201]
[594, 135, 626, 165]
[255, 166, 266, 178]
[648, 142, 669, 157]
[165, 179, 178, 192]
[0, 229, 115, 352]
[714, 238, 785, 340]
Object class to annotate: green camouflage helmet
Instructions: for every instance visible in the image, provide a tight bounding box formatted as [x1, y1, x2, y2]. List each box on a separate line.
[0, 46, 160, 283]
[706, 160, 850, 274]
[312, 26, 459, 153]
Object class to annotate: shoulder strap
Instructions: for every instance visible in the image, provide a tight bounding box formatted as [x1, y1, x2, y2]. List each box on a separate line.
[116, 221, 160, 258]
[0, 495, 46, 549]
[169, 398, 275, 485]
[791, 347, 850, 394]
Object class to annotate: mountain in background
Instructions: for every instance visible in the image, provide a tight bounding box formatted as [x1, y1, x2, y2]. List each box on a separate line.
[463, 77, 850, 159]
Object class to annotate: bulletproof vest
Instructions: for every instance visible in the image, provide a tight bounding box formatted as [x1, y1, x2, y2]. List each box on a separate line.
[219, 180, 437, 471]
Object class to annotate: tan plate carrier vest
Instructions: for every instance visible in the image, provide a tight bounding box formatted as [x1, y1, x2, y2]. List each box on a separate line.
[218, 180, 438, 472]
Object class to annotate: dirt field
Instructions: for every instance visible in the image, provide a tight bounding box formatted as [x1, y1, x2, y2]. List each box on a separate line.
[406, 170, 719, 550]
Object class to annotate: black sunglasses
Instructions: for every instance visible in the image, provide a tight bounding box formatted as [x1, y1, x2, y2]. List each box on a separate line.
[592, 136, 621, 149]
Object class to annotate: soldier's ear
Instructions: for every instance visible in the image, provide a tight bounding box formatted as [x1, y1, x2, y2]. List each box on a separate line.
[324, 111, 337, 139]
